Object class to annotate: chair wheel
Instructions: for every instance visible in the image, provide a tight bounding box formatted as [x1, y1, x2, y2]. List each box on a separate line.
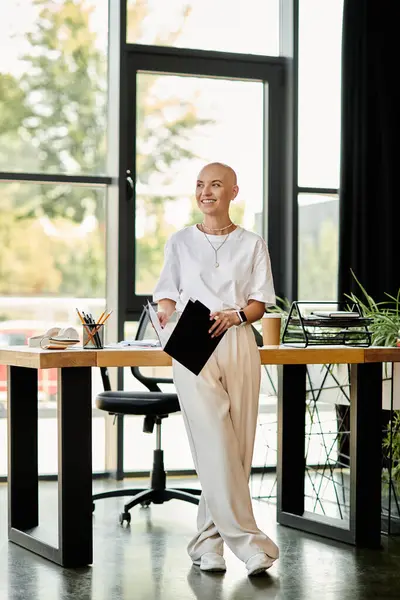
[140, 500, 151, 508]
[119, 512, 131, 525]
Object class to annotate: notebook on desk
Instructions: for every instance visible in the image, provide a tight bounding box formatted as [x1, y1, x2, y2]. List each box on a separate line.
[145, 299, 226, 375]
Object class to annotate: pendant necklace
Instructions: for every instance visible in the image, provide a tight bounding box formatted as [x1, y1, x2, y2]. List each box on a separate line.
[201, 226, 231, 268]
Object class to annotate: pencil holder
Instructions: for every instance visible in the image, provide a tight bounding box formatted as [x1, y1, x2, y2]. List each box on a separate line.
[83, 323, 104, 349]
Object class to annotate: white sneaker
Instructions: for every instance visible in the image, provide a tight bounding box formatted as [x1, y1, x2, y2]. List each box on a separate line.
[193, 553, 226, 572]
[246, 552, 276, 576]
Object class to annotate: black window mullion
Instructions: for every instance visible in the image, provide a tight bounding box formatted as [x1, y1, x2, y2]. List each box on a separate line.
[0, 173, 111, 186]
[298, 187, 339, 196]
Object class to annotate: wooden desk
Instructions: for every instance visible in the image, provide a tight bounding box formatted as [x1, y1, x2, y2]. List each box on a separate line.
[95, 345, 367, 367]
[1, 345, 399, 567]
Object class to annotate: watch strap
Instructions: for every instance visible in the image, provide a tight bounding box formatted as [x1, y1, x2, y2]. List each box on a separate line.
[236, 309, 247, 325]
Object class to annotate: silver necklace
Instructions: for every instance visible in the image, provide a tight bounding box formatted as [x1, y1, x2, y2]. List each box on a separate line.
[201, 221, 233, 233]
[201, 226, 231, 268]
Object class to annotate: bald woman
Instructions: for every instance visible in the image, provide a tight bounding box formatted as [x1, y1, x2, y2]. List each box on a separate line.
[153, 163, 279, 576]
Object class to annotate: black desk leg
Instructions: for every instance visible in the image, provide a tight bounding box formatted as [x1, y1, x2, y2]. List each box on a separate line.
[58, 366, 93, 567]
[8, 366, 38, 530]
[277, 364, 307, 517]
[350, 362, 382, 548]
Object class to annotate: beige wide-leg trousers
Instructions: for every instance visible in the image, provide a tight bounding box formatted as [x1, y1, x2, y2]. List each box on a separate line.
[172, 323, 279, 564]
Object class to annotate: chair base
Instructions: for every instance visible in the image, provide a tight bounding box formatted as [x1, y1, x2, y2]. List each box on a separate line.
[92, 449, 201, 524]
[92, 486, 201, 506]
[93, 486, 201, 524]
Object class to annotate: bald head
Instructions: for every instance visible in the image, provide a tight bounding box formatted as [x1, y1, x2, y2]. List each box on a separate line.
[195, 162, 239, 218]
[198, 162, 238, 187]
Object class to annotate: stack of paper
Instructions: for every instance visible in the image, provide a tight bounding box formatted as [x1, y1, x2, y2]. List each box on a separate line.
[106, 339, 160, 348]
[310, 311, 360, 319]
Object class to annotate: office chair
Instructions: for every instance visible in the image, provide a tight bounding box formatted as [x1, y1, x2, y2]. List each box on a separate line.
[92, 308, 201, 525]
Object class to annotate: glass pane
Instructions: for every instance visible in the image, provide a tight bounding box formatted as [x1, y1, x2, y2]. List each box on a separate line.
[127, 0, 279, 56]
[123, 413, 193, 472]
[0, 182, 106, 298]
[298, 193, 339, 301]
[0, 182, 107, 476]
[123, 322, 182, 471]
[0, 404, 106, 476]
[122, 322, 278, 472]
[0, 0, 108, 175]
[298, 0, 344, 188]
[135, 72, 265, 295]
[123, 371, 278, 472]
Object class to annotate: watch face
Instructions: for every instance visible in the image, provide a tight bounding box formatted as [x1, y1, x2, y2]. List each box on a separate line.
[240, 310, 247, 322]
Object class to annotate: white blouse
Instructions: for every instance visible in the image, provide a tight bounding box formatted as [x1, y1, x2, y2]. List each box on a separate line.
[153, 225, 275, 313]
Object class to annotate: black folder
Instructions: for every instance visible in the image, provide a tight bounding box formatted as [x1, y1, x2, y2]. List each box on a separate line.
[149, 299, 227, 376]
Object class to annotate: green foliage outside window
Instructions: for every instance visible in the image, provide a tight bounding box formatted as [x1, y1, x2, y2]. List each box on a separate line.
[298, 220, 338, 302]
[0, 0, 339, 303]
[0, 0, 207, 299]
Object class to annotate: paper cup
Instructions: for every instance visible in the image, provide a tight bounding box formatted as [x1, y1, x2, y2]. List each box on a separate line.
[261, 314, 282, 346]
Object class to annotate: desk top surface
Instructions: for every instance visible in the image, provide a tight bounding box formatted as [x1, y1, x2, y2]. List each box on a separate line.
[0, 346, 97, 369]
[0, 345, 399, 369]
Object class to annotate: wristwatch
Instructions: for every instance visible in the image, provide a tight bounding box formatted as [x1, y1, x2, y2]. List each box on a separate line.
[236, 310, 248, 325]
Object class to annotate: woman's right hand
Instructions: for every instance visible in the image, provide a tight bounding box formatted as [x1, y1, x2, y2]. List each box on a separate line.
[157, 298, 176, 328]
[157, 311, 170, 329]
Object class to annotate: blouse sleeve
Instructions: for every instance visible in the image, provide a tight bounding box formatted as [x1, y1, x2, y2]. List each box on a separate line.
[247, 238, 276, 307]
[153, 236, 180, 303]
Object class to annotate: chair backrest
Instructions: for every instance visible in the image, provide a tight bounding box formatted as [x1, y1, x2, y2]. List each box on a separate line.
[99, 306, 173, 393]
[100, 366, 112, 391]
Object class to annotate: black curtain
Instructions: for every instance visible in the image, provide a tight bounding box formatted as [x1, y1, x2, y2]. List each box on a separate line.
[337, 1, 399, 468]
[338, 0, 399, 303]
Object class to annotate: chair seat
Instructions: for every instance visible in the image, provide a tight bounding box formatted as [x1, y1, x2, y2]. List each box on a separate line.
[96, 391, 180, 416]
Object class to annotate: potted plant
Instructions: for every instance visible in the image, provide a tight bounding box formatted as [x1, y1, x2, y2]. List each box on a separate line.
[257, 281, 400, 530]
[345, 272, 400, 347]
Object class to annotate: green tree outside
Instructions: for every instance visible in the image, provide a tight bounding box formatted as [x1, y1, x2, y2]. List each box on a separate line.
[19, 0, 107, 221]
[0, 73, 34, 170]
[298, 219, 338, 301]
[1, 0, 209, 299]
[1, 1, 325, 304]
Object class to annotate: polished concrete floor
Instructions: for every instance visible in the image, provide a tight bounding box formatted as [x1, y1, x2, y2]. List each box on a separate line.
[1, 477, 400, 600]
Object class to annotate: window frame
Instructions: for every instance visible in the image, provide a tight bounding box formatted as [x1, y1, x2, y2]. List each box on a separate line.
[121, 44, 288, 317]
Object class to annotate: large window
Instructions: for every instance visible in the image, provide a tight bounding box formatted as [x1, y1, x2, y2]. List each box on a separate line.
[298, 193, 339, 301]
[126, 0, 280, 56]
[1, 1, 324, 481]
[121, 29, 288, 469]
[0, 183, 106, 299]
[125, 49, 285, 315]
[0, 0, 109, 477]
[297, 0, 344, 301]
[0, 0, 108, 175]
[134, 71, 265, 295]
[298, 0, 343, 189]
[0, 182, 107, 476]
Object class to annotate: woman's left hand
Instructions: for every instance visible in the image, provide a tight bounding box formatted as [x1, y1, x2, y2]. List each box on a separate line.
[209, 310, 241, 337]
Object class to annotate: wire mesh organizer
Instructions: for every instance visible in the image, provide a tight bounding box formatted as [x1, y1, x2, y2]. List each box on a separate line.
[281, 301, 373, 347]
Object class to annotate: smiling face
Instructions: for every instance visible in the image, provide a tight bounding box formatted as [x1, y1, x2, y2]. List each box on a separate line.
[195, 163, 239, 218]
